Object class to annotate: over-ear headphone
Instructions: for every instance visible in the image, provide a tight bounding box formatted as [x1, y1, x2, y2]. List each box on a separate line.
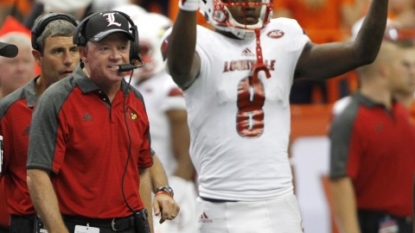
[31, 12, 78, 51]
[73, 11, 141, 65]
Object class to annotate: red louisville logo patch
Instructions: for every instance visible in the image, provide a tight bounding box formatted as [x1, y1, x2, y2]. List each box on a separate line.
[267, 30, 284, 39]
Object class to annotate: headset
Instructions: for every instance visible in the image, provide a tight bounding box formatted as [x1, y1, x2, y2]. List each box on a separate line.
[31, 12, 78, 51]
[72, 11, 142, 66]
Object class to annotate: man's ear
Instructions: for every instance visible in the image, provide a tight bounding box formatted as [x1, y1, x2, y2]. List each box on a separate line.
[378, 62, 389, 78]
[32, 49, 42, 67]
[79, 46, 87, 63]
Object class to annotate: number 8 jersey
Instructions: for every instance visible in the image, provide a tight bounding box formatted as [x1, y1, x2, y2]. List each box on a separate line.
[165, 18, 309, 201]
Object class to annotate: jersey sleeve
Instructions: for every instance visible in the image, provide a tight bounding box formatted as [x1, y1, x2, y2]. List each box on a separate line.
[269, 18, 309, 52]
[0, 91, 24, 175]
[138, 124, 153, 169]
[160, 79, 186, 112]
[329, 98, 361, 179]
[194, 26, 212, 75]
[27, 82, 69, 173]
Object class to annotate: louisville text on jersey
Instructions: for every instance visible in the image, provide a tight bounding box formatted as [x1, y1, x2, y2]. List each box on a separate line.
[223, 60, 276, 73]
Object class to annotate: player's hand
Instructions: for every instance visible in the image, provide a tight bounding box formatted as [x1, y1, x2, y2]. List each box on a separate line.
[153, 193, 180, 224]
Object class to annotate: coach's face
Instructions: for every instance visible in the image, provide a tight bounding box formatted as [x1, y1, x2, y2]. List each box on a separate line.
[33, 36, 79, 84]
[81, 32, 130, 83]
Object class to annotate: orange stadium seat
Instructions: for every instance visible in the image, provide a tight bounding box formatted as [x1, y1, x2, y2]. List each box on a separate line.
[290, 104, 333, 140]
[0, 0, 33, 17]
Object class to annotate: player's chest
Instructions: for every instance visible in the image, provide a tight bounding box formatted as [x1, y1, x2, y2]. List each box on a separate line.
[209, 47, 291, 104]
[212, 38, 297, 79]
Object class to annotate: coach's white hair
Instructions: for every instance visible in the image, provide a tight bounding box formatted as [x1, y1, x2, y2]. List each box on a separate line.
[0, 32, 31, 62]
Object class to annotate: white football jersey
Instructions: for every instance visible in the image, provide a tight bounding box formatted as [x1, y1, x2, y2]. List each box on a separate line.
[332, 96, 352, 116]
[133, 72, 186, 176]
[165, 18, 309, 201]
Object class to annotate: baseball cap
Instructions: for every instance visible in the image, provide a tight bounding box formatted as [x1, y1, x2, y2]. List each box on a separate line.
[0, 41, 18, 58]
[84, 11, 134, 42]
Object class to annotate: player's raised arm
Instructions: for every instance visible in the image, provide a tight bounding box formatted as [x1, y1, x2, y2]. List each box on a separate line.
[166, 0, 201, 89]
[294, 0, 389, 80]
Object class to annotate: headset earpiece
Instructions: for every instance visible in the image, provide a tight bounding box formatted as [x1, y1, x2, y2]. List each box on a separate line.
[115, 11, 141, 64]
[72, 23, 86, 46]
[73, 12, 99, 47]
[31, 13, 78, 51]
[129, 24, 142, 65]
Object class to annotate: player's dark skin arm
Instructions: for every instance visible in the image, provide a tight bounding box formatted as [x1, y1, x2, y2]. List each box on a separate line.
[295, 0, 389, 80]
[166, 10, 201, 89]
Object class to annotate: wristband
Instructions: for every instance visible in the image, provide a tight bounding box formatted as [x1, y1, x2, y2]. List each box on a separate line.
[154, 185, 174, 197]
[155, 191, 174, 198]
[179, 0, 199, 12]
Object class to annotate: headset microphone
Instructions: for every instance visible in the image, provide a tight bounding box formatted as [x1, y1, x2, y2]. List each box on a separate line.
[118, 51, 144, 72]
[118, 64, 138, 72]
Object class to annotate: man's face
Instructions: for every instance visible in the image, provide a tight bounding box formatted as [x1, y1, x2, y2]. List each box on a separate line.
[36, 36, 79, 84]
[81, 33, 130, 82]
[226, 0, 263, 26]
[394, 47, 415, 95]
[385, 47, 405, 94]
[0, 43, 34, 95]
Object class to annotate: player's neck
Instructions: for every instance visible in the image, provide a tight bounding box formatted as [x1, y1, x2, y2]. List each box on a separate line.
[216, 29, 242, 40]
